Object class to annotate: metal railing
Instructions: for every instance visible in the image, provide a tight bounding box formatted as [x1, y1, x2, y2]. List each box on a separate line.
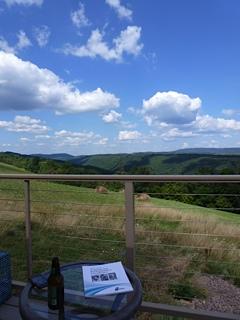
[0, 174, 240, 320]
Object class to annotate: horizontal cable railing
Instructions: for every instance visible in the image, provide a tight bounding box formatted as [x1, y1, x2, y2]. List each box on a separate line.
[1, 174, 240, 320]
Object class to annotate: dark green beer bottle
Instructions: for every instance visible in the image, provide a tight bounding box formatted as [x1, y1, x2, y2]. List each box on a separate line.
[48, 257, 64, 310]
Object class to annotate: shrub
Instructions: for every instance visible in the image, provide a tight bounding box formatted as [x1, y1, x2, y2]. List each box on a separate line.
[168, 281, 207, 301]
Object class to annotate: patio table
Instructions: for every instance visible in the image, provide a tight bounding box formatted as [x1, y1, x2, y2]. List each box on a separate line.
[19, 261, 142, 320]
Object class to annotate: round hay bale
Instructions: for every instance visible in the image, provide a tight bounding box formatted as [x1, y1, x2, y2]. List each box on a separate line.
[95, 186, 108, 193]
[136, 193, 150, 201]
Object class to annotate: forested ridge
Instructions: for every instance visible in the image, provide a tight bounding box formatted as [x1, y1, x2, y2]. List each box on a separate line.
[1, 151, 240, 214]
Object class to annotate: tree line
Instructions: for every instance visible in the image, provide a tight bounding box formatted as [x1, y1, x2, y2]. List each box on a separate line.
[1, 152, 240, 214]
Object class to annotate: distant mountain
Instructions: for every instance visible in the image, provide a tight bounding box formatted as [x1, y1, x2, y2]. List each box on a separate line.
[66, 152, 240, 174]
[32, 148, 240, 164]
[0, 152, 111, 174]
[3, 149, 240, 175]
[33, 153, 76, 161]
[174, 148, 240, 155]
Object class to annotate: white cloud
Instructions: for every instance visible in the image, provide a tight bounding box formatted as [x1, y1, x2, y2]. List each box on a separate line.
[127, 107, 136, 114]
[16, 30, 31, 50]
[221, 134, 231, 138]
[222, 109, 235, 117]
[54, 130, 106, 146]
[142, 90, 240, 140]
[142, 91, 201, 125]
[222, 108, 240, 117]
[149, 113, 240, 143]
[120, 121, 136, 129]
[161, 128, 197, 141]
[193, 114, 240, 132]
[118, 130, 141, 140]
[105, 0, 132, 20]
[2, 143, 11, 147]
[35, 134, 51, 139]
[96, 138, 109, 145]
[0, 37, 15, 53]
[20, 137, 31, 142]
[0, 51, 119, 114]
[0, 31, 31, 54]
[71, 2, 90, 29]
[0, 120, 9, 128]
[0, 115, 49, 133]
[114, 26, 142, 57]
[182, 142, 189, 149]
[34, 25, 50, 47]
[102, 110, 122, 123]
[4, 0, 43, 5]
[55, 130, 94, 139]
[63, 26, 143, 62]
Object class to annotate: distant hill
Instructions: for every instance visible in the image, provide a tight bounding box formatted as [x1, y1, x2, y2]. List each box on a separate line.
[174, 148, 240, 155]
[34, 147, 240, 164]
[32, 151, 240, 175]
[33, 153, 75, 161]
[67, 153, 240, 174]
[2, 149, 240, 175]
[2, 150, 240, 214]
[0, 152, 110, 174]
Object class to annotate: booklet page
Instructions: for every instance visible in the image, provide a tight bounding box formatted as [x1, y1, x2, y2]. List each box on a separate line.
[82, 262, 133, 297]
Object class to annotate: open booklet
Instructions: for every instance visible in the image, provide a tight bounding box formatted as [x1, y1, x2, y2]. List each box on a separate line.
[82, 262, 133, 297]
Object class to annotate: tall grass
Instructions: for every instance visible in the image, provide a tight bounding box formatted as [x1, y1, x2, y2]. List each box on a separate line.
[0, 179, 240, 315]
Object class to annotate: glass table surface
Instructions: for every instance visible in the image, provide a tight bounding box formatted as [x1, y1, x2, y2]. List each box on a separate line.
[19, 262, 142, 320]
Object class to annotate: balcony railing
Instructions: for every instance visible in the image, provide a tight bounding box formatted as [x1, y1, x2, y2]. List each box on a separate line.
[0, 174, 240, 320]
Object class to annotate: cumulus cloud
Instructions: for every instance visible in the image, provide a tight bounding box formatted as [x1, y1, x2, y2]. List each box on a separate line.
[193, 114, 240, 132]
[102, 110, 122, 123]
[0, 51, 119, 114]
[118, 130, 141, 140]
[0, 31, 31, 54]
[222, 108, 240, 117]
[0, 37, 15, 53]
[105, 0, 132, 20]
[33, 25, 50, 47]
[55, 130, 94, 138]
[0, 115, 49, 133]
[20, 137, 31, 142]
[2, 143, 11, 147]
[63, 26, 143, 62]
[120, 121, 136, 129]
[35, 134, 51, 139]
[4, 0, 43, 5]
[95, 138, 109, 145]
[71, 2, 90, 29]
[16, 30, 32, 50]
[161, 128, 197, 141]
[54, 130, 107, 146]
[142, 90, 240, 142]
[142, 91, 201, 125]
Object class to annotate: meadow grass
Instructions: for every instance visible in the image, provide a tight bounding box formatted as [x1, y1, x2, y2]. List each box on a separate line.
[0, 162, 27, 173]
[0, 168, 240, 315]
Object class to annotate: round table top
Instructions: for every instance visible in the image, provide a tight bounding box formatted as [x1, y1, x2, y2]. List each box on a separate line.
[19, 261, 142, 320]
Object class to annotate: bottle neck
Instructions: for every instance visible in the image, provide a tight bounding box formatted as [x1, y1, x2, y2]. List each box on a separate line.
[51, 257, 60, 275]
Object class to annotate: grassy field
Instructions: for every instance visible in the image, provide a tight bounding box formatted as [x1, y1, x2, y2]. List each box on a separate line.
[0, 162, 27, 173]
[0, 165, 240, 318]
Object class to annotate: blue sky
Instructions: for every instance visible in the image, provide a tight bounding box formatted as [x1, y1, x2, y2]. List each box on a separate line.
[0, 0, 240, 155]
